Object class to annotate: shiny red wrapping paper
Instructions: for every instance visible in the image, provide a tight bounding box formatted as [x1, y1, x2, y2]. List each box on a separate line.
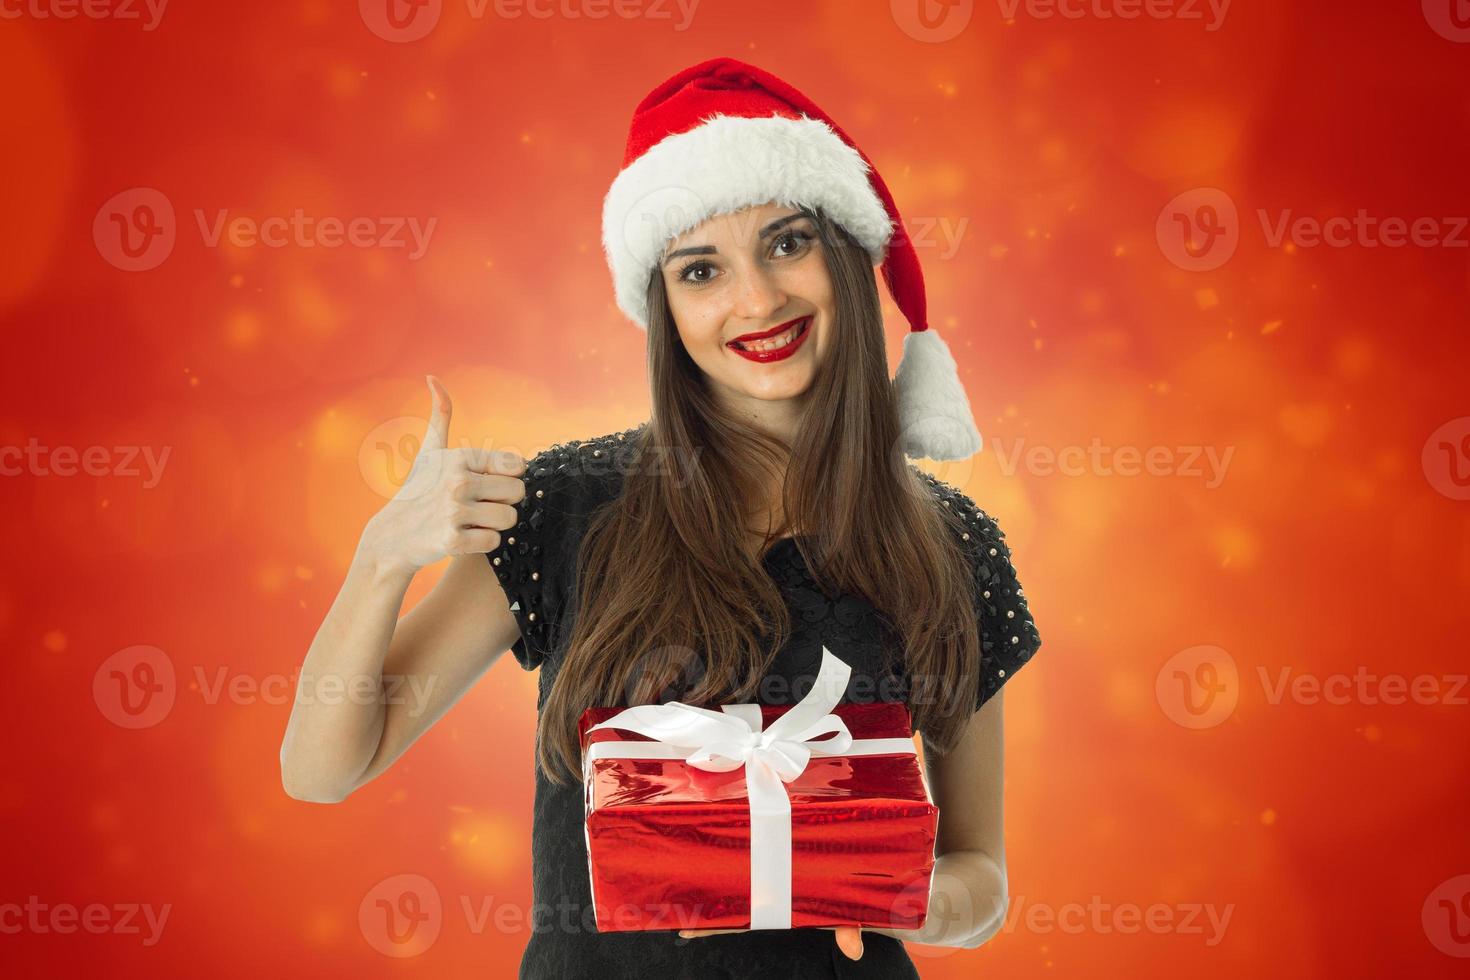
[577, 701, 938, 933]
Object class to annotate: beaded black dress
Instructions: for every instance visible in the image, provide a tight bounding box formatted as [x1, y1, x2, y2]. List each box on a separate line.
[486, 425, 1042, 980]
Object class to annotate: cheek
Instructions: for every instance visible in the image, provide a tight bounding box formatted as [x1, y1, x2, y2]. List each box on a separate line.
[668, 293, 726, 353]
[784, 260, 834, 309]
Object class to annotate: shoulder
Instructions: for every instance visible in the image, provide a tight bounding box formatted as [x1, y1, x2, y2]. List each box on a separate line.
[905, 463, 1011, 557]
[905, 463, 1033, 606]
[907, 467, 1042, 708]
[521, 424, 646, 512]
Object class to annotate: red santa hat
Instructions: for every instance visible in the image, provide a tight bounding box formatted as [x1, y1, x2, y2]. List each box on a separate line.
[600, 56, 983, 462]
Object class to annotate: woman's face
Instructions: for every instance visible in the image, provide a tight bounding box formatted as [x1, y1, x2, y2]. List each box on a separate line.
[659, 203, 834, 411]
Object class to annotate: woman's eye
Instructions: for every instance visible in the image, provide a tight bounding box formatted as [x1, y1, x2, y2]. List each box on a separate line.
[678, 261, 715, 284]
[773, 230, 813, 258]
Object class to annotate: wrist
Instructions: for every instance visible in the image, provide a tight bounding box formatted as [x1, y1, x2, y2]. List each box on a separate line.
[355, 520, 418, 586]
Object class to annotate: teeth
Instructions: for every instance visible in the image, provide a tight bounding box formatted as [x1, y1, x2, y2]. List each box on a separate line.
[737, 319, 806, 353]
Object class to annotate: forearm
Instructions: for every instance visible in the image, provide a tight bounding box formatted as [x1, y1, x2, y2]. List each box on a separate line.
[279, 528, 415, 801]
[868, 849, 1008, 949]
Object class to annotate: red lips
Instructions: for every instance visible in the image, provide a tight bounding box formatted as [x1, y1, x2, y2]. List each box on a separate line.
[725, 316, 813, 364]
[729, 316, 809, 344]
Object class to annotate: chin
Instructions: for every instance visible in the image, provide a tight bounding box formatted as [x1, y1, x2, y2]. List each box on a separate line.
[741, 377, 814, 402]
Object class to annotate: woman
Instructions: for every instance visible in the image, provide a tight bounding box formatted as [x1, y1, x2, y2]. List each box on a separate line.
[280, 58, 1042, 979]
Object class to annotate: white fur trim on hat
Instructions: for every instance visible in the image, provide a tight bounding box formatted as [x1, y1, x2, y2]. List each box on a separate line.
[893, 329, 984, 461]
[601, 113, 894, 330]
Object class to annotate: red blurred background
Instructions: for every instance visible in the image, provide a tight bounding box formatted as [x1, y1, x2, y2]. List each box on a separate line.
[3, 1, 1468, 976]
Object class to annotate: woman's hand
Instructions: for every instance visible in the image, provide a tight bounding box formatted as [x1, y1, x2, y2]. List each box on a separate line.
[359, 375, 526, 576]
[677, 925, 866, 960]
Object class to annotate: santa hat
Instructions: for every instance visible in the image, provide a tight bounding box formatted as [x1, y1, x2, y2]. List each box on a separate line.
[600, 56, 983, 462]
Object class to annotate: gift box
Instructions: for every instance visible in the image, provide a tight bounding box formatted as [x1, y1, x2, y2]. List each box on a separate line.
[578, 647, 939, 933]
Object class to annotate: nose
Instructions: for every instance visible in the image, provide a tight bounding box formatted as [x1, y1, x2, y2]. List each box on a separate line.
[732, 263, 788, 322]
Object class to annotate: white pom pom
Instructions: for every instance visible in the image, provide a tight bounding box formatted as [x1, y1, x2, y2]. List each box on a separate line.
[892, 329, 983, 461]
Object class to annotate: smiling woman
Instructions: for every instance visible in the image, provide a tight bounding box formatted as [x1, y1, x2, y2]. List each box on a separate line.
[495, 56, 1041, 976]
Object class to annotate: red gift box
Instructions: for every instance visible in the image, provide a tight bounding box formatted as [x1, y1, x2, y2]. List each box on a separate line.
[577, 647, 939, 934]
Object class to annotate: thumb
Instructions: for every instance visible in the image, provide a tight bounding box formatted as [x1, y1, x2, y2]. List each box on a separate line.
[421, 374, 451, 454]
[835, 926, 863, 960]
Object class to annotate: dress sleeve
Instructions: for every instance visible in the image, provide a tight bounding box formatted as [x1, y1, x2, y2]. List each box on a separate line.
[918, 470, 1043, 712]
[486, 447, 572, 671]
[966, 507, 1042, 712]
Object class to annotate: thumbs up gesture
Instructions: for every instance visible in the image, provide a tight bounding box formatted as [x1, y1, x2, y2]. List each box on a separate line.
[362, 375, 528, 575]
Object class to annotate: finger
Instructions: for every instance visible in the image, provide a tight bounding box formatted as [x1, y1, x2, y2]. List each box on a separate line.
[454, 500, 518, 531]
[422, 375, 451, 455]
[455, 471, 527, 506]
[460, 445, 526, 477]
[833, 925, 864, 960]
[446, 527, 502, 556]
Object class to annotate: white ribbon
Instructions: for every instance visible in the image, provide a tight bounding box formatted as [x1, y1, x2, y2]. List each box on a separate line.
[584, 646, 918, 930]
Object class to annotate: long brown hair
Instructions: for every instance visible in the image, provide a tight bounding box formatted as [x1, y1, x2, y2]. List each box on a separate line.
[536, 205, 982, 785]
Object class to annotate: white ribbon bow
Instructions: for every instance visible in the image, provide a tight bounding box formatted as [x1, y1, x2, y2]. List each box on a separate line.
[584, 646, 919, 930]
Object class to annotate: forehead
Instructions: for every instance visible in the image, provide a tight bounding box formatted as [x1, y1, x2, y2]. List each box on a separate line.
[666, 203, 807, 250]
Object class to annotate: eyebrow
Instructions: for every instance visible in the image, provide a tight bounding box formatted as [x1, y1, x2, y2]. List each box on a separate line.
[661, 213, 810, 267]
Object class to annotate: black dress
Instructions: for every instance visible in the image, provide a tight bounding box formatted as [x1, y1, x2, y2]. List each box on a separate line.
[486, 425, 1042, 980]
